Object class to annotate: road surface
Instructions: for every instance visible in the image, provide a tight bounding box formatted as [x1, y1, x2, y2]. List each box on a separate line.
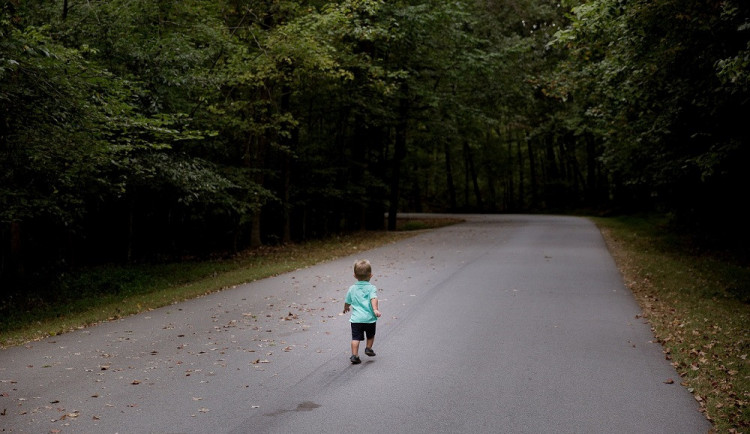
[0, 214, 711, 433]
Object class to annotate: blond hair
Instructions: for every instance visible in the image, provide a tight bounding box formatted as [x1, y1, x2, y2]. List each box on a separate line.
[353, 259, 372, 280]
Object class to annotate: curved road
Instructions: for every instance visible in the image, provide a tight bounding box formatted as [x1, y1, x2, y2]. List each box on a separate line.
[0, 215, 711, 433]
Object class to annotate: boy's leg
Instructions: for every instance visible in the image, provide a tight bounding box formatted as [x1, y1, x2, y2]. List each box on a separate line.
[350, 323, 363, 361]
[350, 340, 362, 364]
[364, 323, 376, 356]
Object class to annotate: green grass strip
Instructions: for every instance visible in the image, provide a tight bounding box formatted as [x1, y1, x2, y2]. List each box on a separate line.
[0, 219, 462, 348]
[594, 215, 749, 432]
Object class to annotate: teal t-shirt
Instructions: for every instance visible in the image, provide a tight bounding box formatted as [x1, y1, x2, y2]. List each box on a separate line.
[345, 281, 378, 324]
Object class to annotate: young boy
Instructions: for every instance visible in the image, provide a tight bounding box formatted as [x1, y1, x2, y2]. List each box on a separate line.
[343, 259, 381, 364]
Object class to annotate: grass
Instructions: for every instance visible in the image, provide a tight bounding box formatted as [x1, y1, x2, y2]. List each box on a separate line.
[1, 214, 746, 431]
[0, 217, 462, 348]
[594, 215, 749, 433]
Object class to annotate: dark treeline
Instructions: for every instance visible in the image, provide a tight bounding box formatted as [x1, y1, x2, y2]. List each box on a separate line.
[2, 0, 748, 291]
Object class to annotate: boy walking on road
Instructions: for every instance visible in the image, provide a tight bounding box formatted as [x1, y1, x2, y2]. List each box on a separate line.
[343, 259, 381, 364]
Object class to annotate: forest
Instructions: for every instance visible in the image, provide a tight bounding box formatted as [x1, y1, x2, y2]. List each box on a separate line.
[2, 0, 749, 291]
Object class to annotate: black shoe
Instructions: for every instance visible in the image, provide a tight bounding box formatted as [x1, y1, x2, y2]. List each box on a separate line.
[350, 355, 361, 364]
[364, 347, 376, 357]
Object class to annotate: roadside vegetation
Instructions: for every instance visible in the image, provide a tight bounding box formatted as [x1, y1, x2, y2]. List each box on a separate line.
[0, 217, 461, 348]
[595, 215, 749, 433]
[1, 214, 746, 431]
[4, 0, 748, 295]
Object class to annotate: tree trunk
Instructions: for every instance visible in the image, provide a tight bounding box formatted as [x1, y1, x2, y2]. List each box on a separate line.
[444, 140, 457, 210]
[563, 139, 585, 200]
[282, 155, 292, 243]
[280, 84, 295, 243]
[527, 132, 538, 209]
[464, 142, 483, 211]
[246, 81, 269, 248]
[127, 202, 134, 263]
[482, 132, 497, 210]
[585, 136, 599, 205]
[387, 129, 405, 231]
[516, 130, 525, 209]
[388, 84, 409, 231]
[244, 131, 264, 248]
[506, 127, 515, 210]
[463, 142, 470, 208]
[250, 216, 262, 247]
[9, 222, 23, 279]
[545, 137, 559, 179]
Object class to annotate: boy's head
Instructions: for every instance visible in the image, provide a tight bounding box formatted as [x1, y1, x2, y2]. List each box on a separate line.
[353, 259, 372, 281]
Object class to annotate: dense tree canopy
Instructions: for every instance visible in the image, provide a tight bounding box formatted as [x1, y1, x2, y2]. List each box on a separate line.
[550, 0, 749, 238]
[2, 0, 748, 289]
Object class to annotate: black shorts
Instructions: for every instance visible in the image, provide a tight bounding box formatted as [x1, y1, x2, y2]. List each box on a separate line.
[350, 322, 376, 341]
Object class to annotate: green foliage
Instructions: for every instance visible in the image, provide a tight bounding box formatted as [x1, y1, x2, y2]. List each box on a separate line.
[1, 24, 101, 224]
[0, 1, 262, 284]
[550, 0, 750, 235]
[2, 0, 747, 301]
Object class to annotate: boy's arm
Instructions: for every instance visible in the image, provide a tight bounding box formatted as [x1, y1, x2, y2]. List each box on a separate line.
[343, 303, 350, 314]
[371, 298, 381, 317]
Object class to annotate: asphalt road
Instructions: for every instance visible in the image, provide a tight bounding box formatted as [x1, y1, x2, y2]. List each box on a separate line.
[0, 214, 711, 433]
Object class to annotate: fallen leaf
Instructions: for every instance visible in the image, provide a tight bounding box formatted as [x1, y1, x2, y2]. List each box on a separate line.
[664, 379, 674, 384]
[131, 380, 141, 385]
